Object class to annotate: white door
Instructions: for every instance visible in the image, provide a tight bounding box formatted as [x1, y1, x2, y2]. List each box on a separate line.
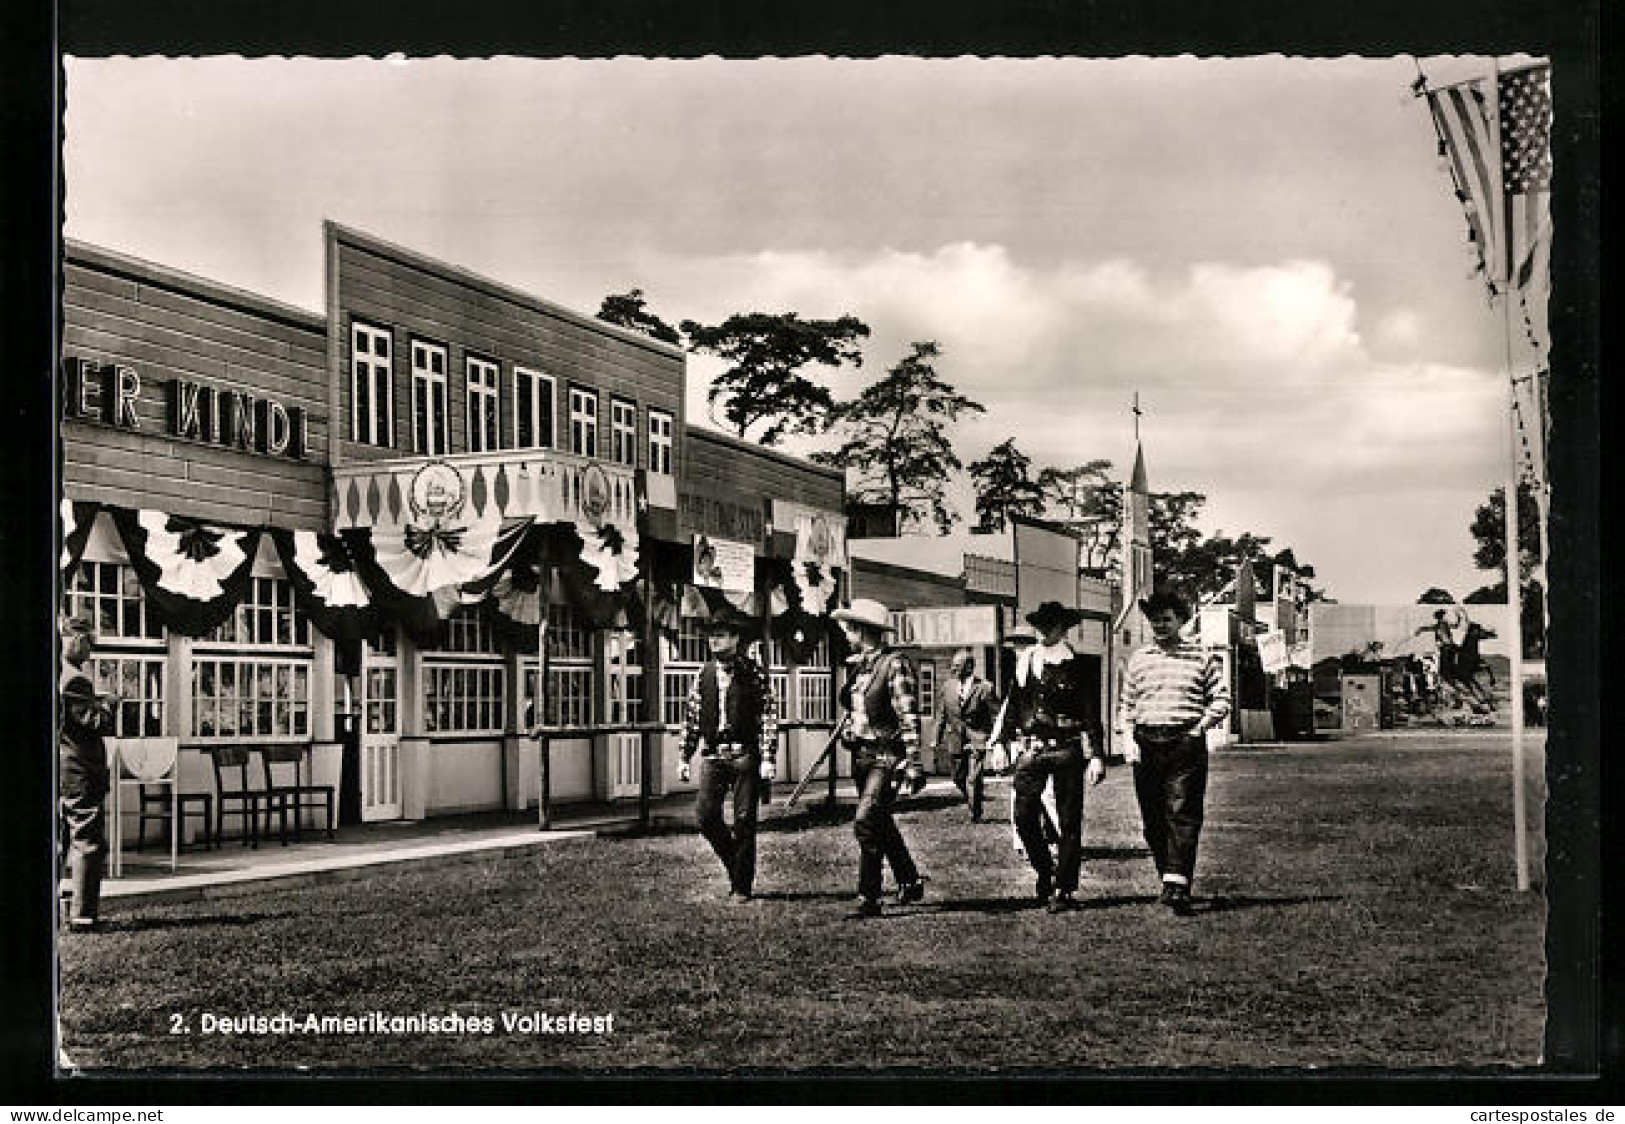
[607, 731, 642, 799]
[361, 649, 402, 821]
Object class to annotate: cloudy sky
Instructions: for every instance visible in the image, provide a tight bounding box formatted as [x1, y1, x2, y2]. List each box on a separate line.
[61, 54, 1547, 603]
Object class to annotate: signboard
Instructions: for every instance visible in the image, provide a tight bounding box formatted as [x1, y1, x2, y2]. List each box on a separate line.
[678, 487, 765, 546]
[1257, 630, 1290, 674]
[773, 500, 847, 570]
[61, 358, 312, 461]
[691, 534, 755, 593]
[889, 605, 1001, 649]
[1012, 517, 1080, 617]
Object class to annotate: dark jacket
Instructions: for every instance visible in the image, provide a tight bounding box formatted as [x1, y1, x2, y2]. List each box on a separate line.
[935, 676, 995, 756]
[1008, 650, 1105, 758]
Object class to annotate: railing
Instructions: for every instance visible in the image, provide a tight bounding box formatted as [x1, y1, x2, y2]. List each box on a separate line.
[536, 722, 666, 832]
[333, 446, 649, 530]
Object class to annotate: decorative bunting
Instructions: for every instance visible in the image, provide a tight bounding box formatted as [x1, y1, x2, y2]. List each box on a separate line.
[371, 512, 504, 599]
[270, 527, 382, 642]
[573, 519, 640, 593]
[110, 508, 262, 637]
[60, 499, 100, 583]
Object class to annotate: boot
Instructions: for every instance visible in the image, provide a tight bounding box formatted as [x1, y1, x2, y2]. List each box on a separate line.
[68, 851, 104, 927]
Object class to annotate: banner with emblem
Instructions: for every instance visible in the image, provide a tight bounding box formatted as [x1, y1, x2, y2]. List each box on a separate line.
[773, 500, 845, 616]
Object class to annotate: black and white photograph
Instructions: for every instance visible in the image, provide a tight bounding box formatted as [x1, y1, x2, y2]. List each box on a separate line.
[40, 17, 1600, 1088]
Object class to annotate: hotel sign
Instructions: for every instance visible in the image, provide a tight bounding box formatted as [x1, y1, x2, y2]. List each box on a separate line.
[61, 358, 312, 460]
[890, 605, 1001, 648]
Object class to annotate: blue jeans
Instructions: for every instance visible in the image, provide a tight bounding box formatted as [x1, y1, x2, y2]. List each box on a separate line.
[694, 752, 761, 895]
[1132, 733, 1209, 883]
[852, 750, 919, 901]
[1012, 744, 1085, 893]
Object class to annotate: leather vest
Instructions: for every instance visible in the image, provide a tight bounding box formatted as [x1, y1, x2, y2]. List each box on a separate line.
[697, 659, 764, 750]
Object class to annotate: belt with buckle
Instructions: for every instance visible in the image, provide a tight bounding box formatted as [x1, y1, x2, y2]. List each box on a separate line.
[702, 741, 752, 757]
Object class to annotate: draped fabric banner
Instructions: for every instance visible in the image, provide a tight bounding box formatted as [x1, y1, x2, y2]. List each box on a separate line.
[269, 527, 383, 643]
[60, 499, 101, 585]
[371, 512, 506, 599]
[110, 508, 263, 637]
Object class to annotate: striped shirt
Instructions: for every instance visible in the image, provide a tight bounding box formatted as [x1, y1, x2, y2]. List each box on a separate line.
[1117, 638, 1231, 730]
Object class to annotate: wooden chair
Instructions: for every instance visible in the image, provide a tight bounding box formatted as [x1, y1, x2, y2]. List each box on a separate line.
[206, 744, 277, 849]
[259, 743, 335, 842]
[134, 786, 214, 852]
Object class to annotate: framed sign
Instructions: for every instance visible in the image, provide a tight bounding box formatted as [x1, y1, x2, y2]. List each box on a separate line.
[889, 605, 1001, 648]
[692, 534, 755, 593]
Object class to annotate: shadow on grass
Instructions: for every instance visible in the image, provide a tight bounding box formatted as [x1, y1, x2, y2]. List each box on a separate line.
[1194, 893, 1342, 914]
[1082, 845, 1153, 861]
[749, 890, 856, 903]
[99, 912, 288, 933]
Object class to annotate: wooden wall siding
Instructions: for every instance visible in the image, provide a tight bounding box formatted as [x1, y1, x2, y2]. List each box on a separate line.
[850, 558, 967, 610]
[681, 428, 844, 512]
[61, 250, 330, 531]
[332, 234, 683, 470]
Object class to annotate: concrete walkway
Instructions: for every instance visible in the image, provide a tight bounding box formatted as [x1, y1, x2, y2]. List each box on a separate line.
[94, 779, 965, 909]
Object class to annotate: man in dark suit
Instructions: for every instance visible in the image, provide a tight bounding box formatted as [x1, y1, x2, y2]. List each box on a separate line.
[934, 648, 995, 821]
[1007, 601, 1107, 913]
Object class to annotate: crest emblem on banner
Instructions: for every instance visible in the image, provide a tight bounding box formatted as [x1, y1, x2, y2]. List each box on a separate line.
[580, 463, 612, 524]
[409, 461, 466, 522]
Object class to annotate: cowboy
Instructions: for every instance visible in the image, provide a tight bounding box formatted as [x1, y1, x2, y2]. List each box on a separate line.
[59, 615, 114, 932]
[1117, 588, 1231, 916]
[934, 648, 995, 821]
[991, 624, 1059, 856]
[1005, 601, 1107, 913]
[677, 605, 779, 901]
[832, 598, 928, 918]
[1417, 604, 1467, 687]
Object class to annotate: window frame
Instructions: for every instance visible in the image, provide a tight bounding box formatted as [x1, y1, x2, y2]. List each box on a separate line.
[647, 408, 674, 476]
[513, 365, 556, 450]
[568, 385, 599, 459]
[350, 320, 395, 448]
[610, 397, 638, 468]
[411, 338, 450, 456]
[465, 354, 501, 454]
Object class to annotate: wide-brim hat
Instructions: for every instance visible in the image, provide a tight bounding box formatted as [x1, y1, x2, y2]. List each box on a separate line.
[831, 598, 895, 634]
[1002, 624, 1039, 646]
[1025, 600, 1086, 633]
[59, 672, 109, 703]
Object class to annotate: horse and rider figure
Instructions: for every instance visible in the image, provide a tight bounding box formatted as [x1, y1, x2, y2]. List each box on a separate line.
[1416, 605, 1497, 712]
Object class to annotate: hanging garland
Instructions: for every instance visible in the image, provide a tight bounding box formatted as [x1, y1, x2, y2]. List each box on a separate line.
[109, 508, 262, 637]
[270, 526, 383, 643]
[59, 498, 101, 585]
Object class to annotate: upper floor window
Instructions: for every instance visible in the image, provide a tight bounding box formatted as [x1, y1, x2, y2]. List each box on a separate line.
[466, 356, 500, 453]
[569, 387, 598, 458]
[611, 399, 638, 468]
[63, 562, 163, 641]
[351, 322, 395, 448]
[514, 366, 555, 450]
[411, 340, 449, 456]
[648, 409, 674, 476]
[436, 604, 500, 655]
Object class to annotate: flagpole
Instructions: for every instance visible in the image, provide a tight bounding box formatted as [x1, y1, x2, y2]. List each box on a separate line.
[1490, 57, 1531, 893]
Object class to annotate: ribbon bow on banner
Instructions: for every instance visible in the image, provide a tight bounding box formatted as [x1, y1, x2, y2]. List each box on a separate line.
[291, 530, 372, 611]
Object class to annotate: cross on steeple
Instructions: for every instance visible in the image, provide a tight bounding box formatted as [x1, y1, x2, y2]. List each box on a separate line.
[1132, 391, 1142, 442]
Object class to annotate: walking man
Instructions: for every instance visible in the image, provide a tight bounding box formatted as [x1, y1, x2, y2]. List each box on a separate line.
[677, 606, 779, 901]
[59, 615, 112, 932]
[934, 649, 995, 821]
[832, 598, 928, 918]
[1006, 602, 1107, 913]
[1117, 588, 1231, 916]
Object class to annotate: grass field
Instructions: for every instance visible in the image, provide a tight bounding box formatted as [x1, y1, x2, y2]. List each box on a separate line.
[58, 732, 1546, 1072]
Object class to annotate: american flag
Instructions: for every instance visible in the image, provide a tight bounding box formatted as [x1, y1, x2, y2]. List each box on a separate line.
[1425, 62, 1551, 293]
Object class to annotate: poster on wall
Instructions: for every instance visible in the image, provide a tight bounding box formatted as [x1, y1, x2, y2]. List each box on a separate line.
[692, 534, 755, 593]
[1258, 629, 1291, 674]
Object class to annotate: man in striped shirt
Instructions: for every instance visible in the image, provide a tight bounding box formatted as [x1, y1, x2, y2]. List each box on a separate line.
[1117, 589, 1231, 916]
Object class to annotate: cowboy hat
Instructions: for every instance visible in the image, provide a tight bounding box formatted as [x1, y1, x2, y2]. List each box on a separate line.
[831, 598, 895, 634]
[1025, 601, 1086, 633]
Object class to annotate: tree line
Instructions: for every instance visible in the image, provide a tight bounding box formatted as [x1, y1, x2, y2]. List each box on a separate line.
[596, 289, 1322, 601]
